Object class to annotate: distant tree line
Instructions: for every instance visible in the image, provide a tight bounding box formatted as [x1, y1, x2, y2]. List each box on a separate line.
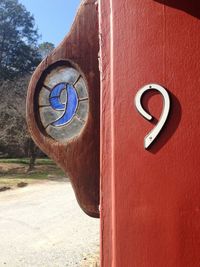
[0, 0, 55, 169]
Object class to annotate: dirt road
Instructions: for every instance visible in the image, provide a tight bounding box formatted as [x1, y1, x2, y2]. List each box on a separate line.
[0, 180, 99, 267]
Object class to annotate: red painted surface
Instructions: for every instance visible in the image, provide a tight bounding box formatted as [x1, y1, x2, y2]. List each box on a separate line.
[99, 0, 200, 266]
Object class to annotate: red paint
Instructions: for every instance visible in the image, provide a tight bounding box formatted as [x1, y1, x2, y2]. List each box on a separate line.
[99, 0, 200, 266]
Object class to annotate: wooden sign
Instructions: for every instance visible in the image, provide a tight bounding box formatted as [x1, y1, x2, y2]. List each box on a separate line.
[26, 0, 100, 218]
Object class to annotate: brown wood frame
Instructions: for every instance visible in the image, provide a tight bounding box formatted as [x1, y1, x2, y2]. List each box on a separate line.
[26, 0, 100, 218]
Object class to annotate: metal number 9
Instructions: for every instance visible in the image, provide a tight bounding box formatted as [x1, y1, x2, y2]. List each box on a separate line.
[135, 84, 170, 149]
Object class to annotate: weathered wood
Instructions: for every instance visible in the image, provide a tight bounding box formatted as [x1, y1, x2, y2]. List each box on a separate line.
[26, 0, 100, 218]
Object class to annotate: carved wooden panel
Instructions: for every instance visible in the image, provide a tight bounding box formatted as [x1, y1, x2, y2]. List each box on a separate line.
[26, 0, 100, 218]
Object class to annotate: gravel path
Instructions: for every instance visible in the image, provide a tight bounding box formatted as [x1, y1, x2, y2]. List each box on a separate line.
[0, 180, 99, 267]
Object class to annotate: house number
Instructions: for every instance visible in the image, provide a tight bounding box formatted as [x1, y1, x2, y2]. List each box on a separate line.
[135, 84, 170, 149]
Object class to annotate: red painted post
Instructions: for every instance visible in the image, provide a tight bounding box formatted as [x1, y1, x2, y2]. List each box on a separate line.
[99, 0, 200, 266]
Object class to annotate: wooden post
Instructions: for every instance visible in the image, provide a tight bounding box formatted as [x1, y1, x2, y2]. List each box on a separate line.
[99, 0, 200, 266]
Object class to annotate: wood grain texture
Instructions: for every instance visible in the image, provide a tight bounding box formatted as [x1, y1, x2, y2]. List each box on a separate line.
[26, 0, 100, 218]
[98, 0, 114, 266]
[100, 0, 200, 266]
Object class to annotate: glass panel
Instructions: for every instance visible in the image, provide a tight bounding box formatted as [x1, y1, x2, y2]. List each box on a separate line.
[50, 83, 66, 98]
[45, 67, 80, 88]
[46, 116, 85, 141]
[39, 87, 50, 106]
[75, 77, 88, 99]
[52, 84, 78, 126]
[39, 107, 64, 127]
[76, 100, 89, 121]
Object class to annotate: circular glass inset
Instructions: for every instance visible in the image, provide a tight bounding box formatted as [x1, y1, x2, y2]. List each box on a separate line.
[38, 65, 89, 142]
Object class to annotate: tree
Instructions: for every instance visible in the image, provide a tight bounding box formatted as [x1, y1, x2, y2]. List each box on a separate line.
[38, 42, 55, 59]
[26, 138, 38, 172]
[0, 0, 41, 81]
[0, 76, 42, 170]
[0, 76, 29, 157]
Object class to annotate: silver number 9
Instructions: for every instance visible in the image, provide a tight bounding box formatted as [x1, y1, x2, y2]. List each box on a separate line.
[135, 84, 170, 149]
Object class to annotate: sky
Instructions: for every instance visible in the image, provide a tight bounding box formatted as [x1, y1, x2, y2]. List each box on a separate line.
[18, 0, 81, 46]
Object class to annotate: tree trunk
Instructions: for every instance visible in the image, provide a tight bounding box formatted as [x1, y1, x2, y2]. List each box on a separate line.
[27, 138, 37, 172]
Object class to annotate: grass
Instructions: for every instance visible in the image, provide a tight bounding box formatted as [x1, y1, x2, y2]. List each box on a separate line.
[0, 158, 66, 190]
[3, 172, 50, 180]
[0, 158, 55, 165]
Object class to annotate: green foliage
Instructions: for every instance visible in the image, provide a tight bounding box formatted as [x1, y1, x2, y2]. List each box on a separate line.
[0, 0, 41, 81]
[38, 42, 55, 59]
